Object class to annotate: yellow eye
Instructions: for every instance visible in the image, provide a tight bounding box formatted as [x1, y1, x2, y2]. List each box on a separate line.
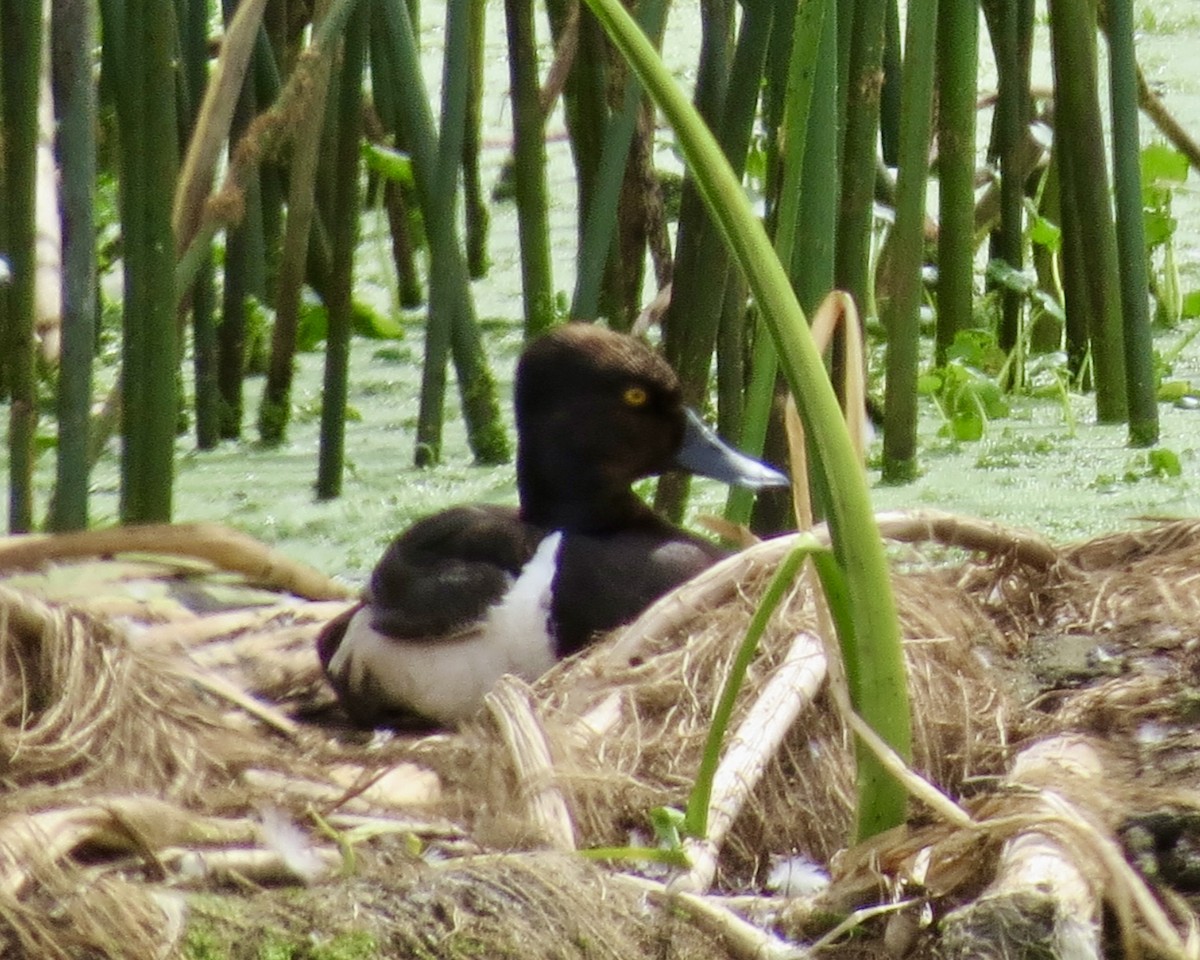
[623, 386, 649, 408]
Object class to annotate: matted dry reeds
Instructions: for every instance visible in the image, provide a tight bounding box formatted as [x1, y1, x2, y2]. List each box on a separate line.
[1, 512, 1199, 959]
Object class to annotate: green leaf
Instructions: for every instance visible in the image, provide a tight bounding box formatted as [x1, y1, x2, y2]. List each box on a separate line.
[296, 293, 328, 352]
[361, 142, 415, 186]
[1148, 447, 1183, 478]
[1031, 288, 1066, 323]
[1157, 379, 1192, 402]
[916, 372, 942, 395]
[972, 379, 1010, 420]
[1143, 207, 1176, 247]
[1027, 211, 1062, 251]
[935, 363, 1008, 442]
[947, 330, 1005, 374]
[649, 806, 686, 849]
[1141, 142, 1190, 185]
[949, 401, 984, 441]
[1181, 290, 1200, 319]
[352, 300, 404, 339]
[984, 259, 1035, 294]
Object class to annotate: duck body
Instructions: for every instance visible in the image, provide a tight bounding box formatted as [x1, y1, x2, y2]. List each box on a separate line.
[317, 323, 786, 729]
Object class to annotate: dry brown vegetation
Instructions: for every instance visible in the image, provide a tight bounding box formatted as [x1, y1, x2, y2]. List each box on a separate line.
[1, 511, 1199, 959]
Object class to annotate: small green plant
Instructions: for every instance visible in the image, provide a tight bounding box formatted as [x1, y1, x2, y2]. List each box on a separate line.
[974, 430, 1057, 469]
[919, 361, 1008, 441]
[1093, 447, 1183, 488]
[1141, 143, 1191, 327]
[1021, 350, 1078, 436]
[649, 805, 687, 850]
[1144, 447, 1183, 479]
[985, 257, 1066, 343]
[293, 295, 404, 352]
[919, 333, 1010, 442]
[1135, 4, 1200, 32]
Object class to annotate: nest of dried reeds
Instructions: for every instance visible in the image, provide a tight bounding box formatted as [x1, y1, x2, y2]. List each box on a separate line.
[2, 511, 1200, 959]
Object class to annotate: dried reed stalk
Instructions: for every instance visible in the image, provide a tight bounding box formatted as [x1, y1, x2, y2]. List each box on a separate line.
[242, 765, 443, 814]
[675, 630, 828, 893]
[0, 796, 254, 896]
[159, 844, 340, 886]
[486, 679, 577, 851]
[0, 523, 353, 599]
[616, 874, 805, 960]
[938, 735, 1190, 960]
[134, 599, 350, 649]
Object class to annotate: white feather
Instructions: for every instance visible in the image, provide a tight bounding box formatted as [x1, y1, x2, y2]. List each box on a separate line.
[258, 806, 328, 884]
[329, 531, 562, 725]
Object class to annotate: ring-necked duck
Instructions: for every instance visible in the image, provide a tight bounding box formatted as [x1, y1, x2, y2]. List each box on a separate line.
[317, 322, 787, 728]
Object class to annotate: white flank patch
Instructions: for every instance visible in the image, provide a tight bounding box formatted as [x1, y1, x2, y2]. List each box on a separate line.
[482, 530, 562, 670]
[329, 531, 562, 725]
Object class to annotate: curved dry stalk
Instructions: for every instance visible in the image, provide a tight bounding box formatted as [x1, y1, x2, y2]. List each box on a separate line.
[809, 292, 869, 465]
[781, 291, 868, 531]
[606, 508, 1064, 668]
[0, 523, 353, 600]
[872, 510, 1063, 572]
[0, 797, 254, 897]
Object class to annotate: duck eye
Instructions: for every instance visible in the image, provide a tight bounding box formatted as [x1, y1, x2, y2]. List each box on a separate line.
[622, 386, 649, 408]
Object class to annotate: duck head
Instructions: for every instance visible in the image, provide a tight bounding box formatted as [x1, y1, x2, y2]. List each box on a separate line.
[514, 323, 787, 532]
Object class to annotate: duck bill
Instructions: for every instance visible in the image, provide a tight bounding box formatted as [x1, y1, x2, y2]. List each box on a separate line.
[674, 408, 789, 489]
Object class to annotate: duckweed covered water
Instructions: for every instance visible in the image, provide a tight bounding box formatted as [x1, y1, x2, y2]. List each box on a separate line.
[4, 0, 1200, 583]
